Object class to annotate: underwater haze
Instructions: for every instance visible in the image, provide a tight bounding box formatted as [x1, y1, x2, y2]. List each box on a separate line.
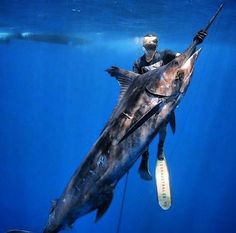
[0, 0, 236, 233]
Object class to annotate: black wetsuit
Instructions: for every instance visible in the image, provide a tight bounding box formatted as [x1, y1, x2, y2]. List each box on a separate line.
[133, 49, 177, 180]
[133, 50, 177, 74]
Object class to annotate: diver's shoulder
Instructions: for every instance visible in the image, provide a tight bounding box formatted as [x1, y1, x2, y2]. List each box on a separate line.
[134, 54, 145, 64]
[159, 49, 175, 55]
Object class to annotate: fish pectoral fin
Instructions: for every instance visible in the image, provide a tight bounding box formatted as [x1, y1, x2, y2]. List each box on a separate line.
[95, 191, 114, 222]
[119, 101, 165, 144]
[138, 151, 152, 181]
[169, 111, 176, 134]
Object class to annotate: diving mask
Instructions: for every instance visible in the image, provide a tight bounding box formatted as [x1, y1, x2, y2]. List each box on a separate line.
[143, 35, 158, 51]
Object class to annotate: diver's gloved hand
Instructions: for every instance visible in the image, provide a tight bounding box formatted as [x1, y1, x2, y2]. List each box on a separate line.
[194, 30, 208, 44]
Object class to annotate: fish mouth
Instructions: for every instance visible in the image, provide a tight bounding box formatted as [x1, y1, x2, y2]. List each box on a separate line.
[182, 48, 202, 70]
[179, 48, 202, 94]
[191, 48, 202, 60]
[184, 48, 202, 64]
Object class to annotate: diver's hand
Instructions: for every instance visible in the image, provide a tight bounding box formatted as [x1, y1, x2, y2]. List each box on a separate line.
[194, 30, 207, 44]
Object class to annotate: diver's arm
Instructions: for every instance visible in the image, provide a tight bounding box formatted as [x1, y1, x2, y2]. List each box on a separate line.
[133, 60, 141, 74]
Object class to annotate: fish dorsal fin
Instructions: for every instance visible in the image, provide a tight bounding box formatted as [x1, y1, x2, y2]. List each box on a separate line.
[106, 66, 139, 80]
[50, 199, 58, 213]
[95, 191, 114, 222]
[106, 66, 138, 102]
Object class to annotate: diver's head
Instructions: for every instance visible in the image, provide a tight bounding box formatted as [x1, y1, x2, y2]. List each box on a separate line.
[143, 34, 158, 55]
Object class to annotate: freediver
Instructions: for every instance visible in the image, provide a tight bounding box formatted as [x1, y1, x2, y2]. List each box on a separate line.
[133, 31, 207, 180]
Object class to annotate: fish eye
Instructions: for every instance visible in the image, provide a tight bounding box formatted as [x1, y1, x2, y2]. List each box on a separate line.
[172, 60, 179, 66]
[176, 71, 184, 80]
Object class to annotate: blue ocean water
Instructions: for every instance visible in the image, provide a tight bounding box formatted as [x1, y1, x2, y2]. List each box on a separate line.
[0, 0, 236, 233]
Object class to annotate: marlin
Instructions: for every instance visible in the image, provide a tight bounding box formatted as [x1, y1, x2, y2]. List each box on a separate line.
[43, 46, 200, 233]
[7, 3, 224, 233]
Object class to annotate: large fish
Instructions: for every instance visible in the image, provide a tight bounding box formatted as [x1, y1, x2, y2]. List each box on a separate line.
[42, 43, 201, 233]
[7, 3, 224, 233]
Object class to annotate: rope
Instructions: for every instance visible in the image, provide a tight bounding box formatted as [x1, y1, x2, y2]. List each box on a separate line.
[116, 172, 129, 233]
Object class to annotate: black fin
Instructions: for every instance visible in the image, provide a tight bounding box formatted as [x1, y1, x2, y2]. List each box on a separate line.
[138, 151, 152, 181]
[95, 191, 114, 222]
[119, 101, 165, 144]
[106, 66, 139, 80]
[169, 111, 176, 134]
[49, 199, 58, 213]
[106, 66, 138, 102]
